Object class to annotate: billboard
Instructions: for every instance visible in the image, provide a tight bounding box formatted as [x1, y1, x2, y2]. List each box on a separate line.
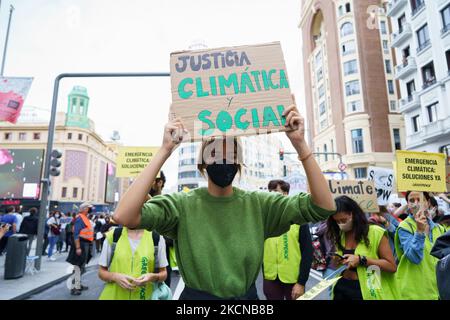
[0, 149, 44, 199]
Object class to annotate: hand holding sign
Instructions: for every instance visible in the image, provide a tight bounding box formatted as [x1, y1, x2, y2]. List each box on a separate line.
[162, 114, 188, 153]
[283, 94, 306, 147]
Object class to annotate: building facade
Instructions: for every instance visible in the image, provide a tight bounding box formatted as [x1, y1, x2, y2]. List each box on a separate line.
[388, 0, 450, 158]
[0, 86, 126, 213]
[300, 0, 406, 178]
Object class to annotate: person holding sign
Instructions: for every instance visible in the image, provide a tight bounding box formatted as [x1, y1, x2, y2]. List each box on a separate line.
[327, 196, 397, 300]
[113, 99, 336, 299]
[394, 191, 447, 300]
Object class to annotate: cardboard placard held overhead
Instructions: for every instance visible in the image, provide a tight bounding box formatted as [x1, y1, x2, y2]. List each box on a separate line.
[116, 147, 159, 178]
[368, 166, 395, 205]
[328, 180, 378, 212]
[170, 42, 292, 141]
[395, 151, 447, 193]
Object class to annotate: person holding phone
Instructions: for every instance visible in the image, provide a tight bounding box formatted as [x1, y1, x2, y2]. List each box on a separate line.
[327, 196, 397, 300]
[394, 191, 447, 300]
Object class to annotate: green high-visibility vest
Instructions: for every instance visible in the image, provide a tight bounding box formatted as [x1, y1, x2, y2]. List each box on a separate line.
[394, 216, 446, 300]
[334, 225, 398, 300]
[263, 224, 301, 284]
[99, 228, 155, 300]
[169, 246, 178, 268]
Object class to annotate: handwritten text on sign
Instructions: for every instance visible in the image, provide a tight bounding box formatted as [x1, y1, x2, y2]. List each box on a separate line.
[328, 180, 378, 212]
[396, 151, 447, 192]
[170, 42, 292, 141]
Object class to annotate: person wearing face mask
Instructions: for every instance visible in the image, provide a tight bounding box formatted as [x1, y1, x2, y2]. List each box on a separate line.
[112, 98, 336, 300]
[394, 191, 447, 300]
[66, 202, 95, 296]
[262, 180, 313, 300]
[327, 196, 397, 300]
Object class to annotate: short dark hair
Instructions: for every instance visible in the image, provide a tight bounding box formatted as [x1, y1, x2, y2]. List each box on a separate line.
[156, 171, 166, 186]
[6, 206, 14, 213]
[29, 208, 38, 216]
[268, 180, 290, 193]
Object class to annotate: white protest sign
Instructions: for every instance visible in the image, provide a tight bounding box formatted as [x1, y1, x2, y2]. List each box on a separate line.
[368, 166, 395, 206]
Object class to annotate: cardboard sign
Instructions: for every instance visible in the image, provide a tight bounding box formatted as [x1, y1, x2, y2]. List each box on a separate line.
[396, 151, 447, 192]
[328, 180, 378, 212]
[170, 42, 292, 141]
[116, 147, 159, 178]
[0, 77, 33, 124]
[368, 167, 395, 206]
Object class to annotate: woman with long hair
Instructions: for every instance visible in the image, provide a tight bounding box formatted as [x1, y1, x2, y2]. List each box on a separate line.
[327, 196, 397, 300]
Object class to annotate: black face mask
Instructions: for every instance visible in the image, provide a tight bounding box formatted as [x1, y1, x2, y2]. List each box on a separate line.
[206, 161, 238, 188]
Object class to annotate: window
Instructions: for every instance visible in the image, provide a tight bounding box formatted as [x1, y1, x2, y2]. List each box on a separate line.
[319, 101, 326, 115]
[411, 0, 425, 16]
[354, 168, 368, 179]
[345, 80, 360, 96]
[73, 187, 78, 198]
[320, 119, 328, 130]
[315, 51, 322, 66]
[178, 171, 200, 179]
[383, 40, 389, 51]
[380, 21, 387, 35]
[345, 3, 351, 13]
[412, 115, 421, 132]
[341, 22, 354, 37]
[316, 68, 323, 82]
[68, 132, 72, 140]
[33, 133, 40, 140]
[324, 144, 328, 161]
[442, 4, 450, 33]
[331, 139, 335, 159]
[398, 14, 406, 33]
[72, 98, 77, 106]
[318, 85, 325, 98]
[447, 50, 450, 72]
[406, 80, 416, 97]
[342, 40, 356, 55]
[390, 101, 398, 112]
[388, 80, 395, 94]
[78, 133, 83, 141]
[385, 60, 392, 74]
[344, 60, 358, 75]
[347, 100, 362, 113]
[4, 132, 11, 140]
[393, 129, 402, 150]
[427, 103, 438, 123]
[351, 129, 364, 153]
[416, 24, 430, 53]
[81, 188, 84, 200]
[422, 62, 436, 88]
[61, 187, 67, 198]
[338, 5, 344, 17]
[19, 133, 26, 141]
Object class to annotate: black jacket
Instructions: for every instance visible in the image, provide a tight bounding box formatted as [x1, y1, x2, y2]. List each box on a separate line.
[431, 230, 450, 300]
[19, 215, 39, 235]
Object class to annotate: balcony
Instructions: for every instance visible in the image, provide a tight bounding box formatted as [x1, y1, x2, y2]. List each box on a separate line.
[391, 24, 412, 48]
[395, 56, 417, 80]
[442, 23, 450, 37]
[399, 93, 420, 113]
[411, 1, 426, 19]
[421, 116, 450, 142]
[422, 77, 437, 90]
[387, 0, 407, 17]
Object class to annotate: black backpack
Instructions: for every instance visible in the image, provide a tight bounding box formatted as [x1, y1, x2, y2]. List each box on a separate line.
[430, 229, 450, 300]
[108, 227, 160, 269]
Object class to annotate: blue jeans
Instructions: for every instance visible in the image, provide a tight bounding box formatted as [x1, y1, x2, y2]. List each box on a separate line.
[48, 236, 58, 257]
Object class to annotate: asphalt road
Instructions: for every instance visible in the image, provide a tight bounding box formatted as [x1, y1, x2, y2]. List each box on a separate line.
[28, 266, 330, 300]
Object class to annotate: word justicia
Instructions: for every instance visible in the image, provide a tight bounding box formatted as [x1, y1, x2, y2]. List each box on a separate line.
[175, 50, 251, 73]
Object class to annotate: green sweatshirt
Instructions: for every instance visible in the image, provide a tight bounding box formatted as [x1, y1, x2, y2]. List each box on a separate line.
[139, 187, 334, 298]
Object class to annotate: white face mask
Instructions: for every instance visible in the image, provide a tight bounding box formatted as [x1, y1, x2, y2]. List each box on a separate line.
[338, 217, 353, 232]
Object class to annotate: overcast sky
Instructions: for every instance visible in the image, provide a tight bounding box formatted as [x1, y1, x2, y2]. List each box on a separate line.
[2, 0, 306, 189]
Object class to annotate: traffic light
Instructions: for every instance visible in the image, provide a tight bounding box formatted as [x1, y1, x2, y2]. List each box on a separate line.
[49, 149, 62, 176]
[279, 148, 284, 161]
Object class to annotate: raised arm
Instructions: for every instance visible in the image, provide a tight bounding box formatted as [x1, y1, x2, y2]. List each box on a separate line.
[114, 117, 186, 228]
[283, 97, 335, 211]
